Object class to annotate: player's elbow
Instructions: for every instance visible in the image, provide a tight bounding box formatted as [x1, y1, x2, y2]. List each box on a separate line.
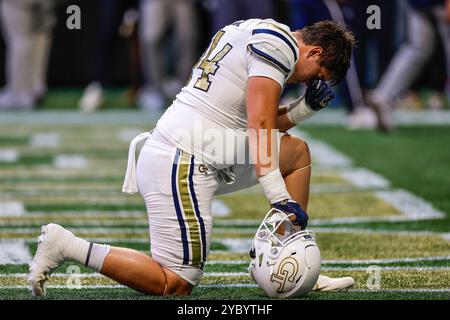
[247, 115, 274, 130]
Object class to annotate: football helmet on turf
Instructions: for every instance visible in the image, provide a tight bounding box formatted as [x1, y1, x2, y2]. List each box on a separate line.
[249, 208, 321, 298]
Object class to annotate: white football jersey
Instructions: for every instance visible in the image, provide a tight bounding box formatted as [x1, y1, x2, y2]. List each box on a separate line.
[155, 18, 299, 167]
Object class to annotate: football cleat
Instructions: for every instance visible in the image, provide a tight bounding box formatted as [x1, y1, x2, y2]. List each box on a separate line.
[366, 90, 395, 133]
[78, 82, 104, 113]
[312, 275, 355, 292]
[28, 224, 74, 296]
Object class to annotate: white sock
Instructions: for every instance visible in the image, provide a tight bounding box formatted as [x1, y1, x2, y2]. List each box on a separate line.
[65, 236, 111, 272]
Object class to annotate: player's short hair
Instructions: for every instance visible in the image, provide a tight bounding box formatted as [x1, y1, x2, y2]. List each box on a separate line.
[299, 21, 355, 85]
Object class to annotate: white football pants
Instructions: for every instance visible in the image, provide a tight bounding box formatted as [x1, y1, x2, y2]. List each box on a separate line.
[134, 130, 260, 286]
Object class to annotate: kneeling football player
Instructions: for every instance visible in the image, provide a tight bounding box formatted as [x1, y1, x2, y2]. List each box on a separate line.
[29, 19, 356, 296]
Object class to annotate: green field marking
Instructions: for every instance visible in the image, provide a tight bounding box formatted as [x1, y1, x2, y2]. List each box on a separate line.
[0, 176, 350, 193]
[217, 192, 401, 220]
[3, 231, 450, 263]
[0, 188, 125, 197]
[215, 194, 271, 218]
[316, 232, 450, 260]
[2, 257, 450, 276]
[0, 136, 29, 146]
[309, 192, 402, 219]
[1, 194, 142, 206]
[302, 126, 450, 230]
[23, 241, 230, 259]
[10, 149, 129, 159]
[1, 269, 449, 291]
[0, 160, 127, 173]
[0, 175, 123, 184]
[0, 216, 148, 228]
[207, 252, 249, 261]
[0, 274, 253, 287]
[1, 286, 449, 300]
[0, 155, 54, 167]
[0, 124, 147, 136]
[311, 174, 350, 185]
[321, 269, 450, 289]
[23, 203, 146, 212]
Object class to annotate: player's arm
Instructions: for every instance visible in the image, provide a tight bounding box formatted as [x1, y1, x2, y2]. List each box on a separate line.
[246, 76, 281, 177]
[276, 80, 336, 132]
[246, 76, 308, 229]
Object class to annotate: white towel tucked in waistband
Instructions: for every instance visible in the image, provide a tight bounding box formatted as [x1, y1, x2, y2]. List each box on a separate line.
[122, 131, 152, 194]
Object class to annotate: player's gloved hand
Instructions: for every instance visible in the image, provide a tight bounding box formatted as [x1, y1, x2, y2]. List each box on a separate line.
[272, 199, 309, 230]
[305, 79, 335, 111]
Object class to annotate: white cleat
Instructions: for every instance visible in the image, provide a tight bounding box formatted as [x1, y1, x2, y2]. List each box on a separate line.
[28, 224, 74, 296]
[312, 275, 355, 292]
[78, 82, 104, 113]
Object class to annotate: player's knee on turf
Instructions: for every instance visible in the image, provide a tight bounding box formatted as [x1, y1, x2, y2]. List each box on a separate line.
[162, 267, 194, 296]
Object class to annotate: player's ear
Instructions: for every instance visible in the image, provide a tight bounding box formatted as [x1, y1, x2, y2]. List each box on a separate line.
[307, 46, 323, 61]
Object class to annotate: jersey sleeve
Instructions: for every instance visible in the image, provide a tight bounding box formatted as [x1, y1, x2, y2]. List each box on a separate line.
[247, 21, 299, 83]
[247, 50, 286, 88]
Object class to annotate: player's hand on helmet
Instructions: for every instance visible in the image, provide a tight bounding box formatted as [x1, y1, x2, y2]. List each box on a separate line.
[272, 199, 309, 230]
[305, 79, 335, 111]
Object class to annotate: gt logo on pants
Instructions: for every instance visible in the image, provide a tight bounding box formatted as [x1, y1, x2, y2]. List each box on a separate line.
[270, 257, 299, 293]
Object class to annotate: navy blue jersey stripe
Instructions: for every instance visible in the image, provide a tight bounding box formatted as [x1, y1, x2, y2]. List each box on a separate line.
[171, 149, 189, 265]
[188, 156, 207, 265]
[252, 28, 298, 61]
[249, 44, 290, 74]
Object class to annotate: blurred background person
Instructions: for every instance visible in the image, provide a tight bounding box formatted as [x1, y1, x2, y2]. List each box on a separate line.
[0, 0, 57, 110]
[288, 0, 383, 129]
[367, 0, 450, 132]
[78, 0, 138, 113]
[137, 0, 197, 112]
[210, 0, 274, 34]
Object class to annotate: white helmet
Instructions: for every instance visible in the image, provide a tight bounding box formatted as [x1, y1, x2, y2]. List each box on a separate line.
[249, 208, 321, 298]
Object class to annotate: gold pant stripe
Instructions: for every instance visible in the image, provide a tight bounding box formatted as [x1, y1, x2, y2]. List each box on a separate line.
[177, 152, 202, 267]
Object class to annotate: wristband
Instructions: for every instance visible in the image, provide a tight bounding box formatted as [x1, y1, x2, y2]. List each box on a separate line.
[258, 167, 291, 204]
[285, 95, 316, 125]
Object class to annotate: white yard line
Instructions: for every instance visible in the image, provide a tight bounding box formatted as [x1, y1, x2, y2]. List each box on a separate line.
[339, 168, 390, 189]
[218, 238, 253, 252]
[376, 190, 445, 220]
[291, 128, 352, 168]
[0, 201, 26, 216]
[212, 199, 231, 217]
[0, 149, 19, 163]
[30, 133, 60, 148]
[54, 154, 88, 169]
[0, 240, 32, 264]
